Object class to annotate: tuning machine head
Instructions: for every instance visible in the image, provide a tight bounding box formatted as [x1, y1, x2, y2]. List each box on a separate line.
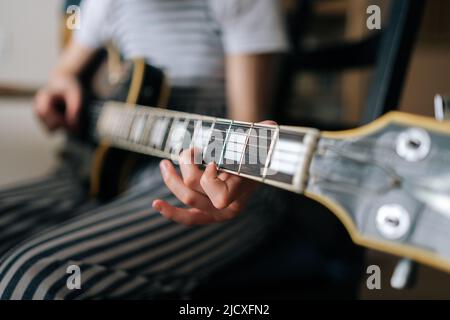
[376, 204, 411, 240]
[396, 128, 431, 162]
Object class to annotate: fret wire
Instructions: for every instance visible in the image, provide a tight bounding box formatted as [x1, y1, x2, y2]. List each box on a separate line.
[262, 125, 279, 181]
[199, 131, 272, 141]
[118, 134, 310, 167]
[203, 119, 216, 163]
[111, 109, 121, 137]
[182, 118, 269, 138]
[142, 111, 156, 146]
[209, 124, 269, 138]
[218, 120, 234, 168]
[104, 122, 309, 158]
[154, 117, 170, 149]
[189, 120, 202, 150]
[194, 140, 303, 153]
[96, 105, 284, 141]
[94, 103, 282, 132]
[120, 109, 131, 139]
[169, 118, 190, 157]
[217, 131, 271, 140]
[95, 104, 312, 170]
[116, 112, 125, 138]
[113, 131, 305, 168]
[164, 116, 179, 154]
[132, 110, 147, 144]
[95, 109, 265, 139]
[219, 148, 307, 160]
[237, 122, 254, 174]
[124, 109, 136, 140]
[96, 108, 317, 184]
[146, 114, 157, 147]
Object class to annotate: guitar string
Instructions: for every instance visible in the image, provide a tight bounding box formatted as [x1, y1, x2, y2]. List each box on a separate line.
[92, 109, 450, 207]
[97, 133, 306, 166]
[94, 113, 310, 174]
[94, 114, 450, 169]
[88, 102, 446, 189]
[310, 175, 392, 196]
[93, 117, 302, 155]
[88, 105, 450, 231]
[104, 136, 304, 167]
[91, 107, 397, 178]
[317, 144, 402, 184]
[92, 115, 304, 152]
[93, 120, 279, 143]
[320, 143, 450, 195]
[88, 104, 288, 137]
[87, 105, 421, 182]
[322, 136, 450, 159]
[88, 101, 441, 153]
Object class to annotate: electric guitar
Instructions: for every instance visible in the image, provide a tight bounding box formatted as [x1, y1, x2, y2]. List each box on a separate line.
[76, 58, 450, 276]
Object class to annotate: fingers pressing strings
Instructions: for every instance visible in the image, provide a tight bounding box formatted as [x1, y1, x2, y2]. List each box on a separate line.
[153, 157, 256, 225]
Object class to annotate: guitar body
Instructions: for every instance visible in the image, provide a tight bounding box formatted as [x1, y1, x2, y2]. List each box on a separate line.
[83, 58, 169, 199]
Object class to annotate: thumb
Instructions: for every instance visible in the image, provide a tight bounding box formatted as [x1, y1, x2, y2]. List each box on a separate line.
[64, 82, 82, 130]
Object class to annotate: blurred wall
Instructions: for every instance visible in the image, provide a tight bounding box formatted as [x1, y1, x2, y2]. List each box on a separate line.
[399, 0, 450, 116]
[0, 0, 60, 86]
[362, 0, 450, 299]
[0, 0, 62, 186]
[0, 98, 62, 186]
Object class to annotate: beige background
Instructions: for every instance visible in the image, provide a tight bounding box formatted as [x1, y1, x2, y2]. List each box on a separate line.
[0, 0, 60, 85]
[0, 0, 62, 186]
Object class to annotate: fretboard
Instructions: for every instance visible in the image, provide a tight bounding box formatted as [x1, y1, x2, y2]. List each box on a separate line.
[92, 101, 319, 193]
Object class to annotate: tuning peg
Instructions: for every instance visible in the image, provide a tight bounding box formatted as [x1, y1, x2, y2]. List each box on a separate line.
[434, 94, 450, 122]
[390, 258, 418, 290]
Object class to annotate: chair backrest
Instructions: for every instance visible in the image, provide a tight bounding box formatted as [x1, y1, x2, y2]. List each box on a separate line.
[362, 0, 425, 123]
[276, 0, 425, 128]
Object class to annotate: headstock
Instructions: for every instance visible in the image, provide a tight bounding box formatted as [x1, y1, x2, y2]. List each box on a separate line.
[305, 111, 450, 274]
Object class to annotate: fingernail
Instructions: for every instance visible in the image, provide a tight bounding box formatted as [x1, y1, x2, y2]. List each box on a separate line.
[208, 161, 216, 167]
[152, 200, 161, 211]
[159, 160, 168, 175]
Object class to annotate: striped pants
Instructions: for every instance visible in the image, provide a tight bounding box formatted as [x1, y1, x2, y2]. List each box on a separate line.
[0, 158, 284, 299]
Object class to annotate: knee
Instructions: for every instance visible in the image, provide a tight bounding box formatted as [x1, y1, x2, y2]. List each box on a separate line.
[0, 245, 73, 300]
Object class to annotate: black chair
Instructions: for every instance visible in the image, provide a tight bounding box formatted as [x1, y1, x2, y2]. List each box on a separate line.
[275, 0, 425, 128]
[192, 0, 425, 299]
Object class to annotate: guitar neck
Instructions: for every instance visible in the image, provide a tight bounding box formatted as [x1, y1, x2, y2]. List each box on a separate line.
[91, 101, 319, 193]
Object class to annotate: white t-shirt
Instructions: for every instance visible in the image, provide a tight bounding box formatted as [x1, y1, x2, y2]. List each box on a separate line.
[75, 0, 289, 116]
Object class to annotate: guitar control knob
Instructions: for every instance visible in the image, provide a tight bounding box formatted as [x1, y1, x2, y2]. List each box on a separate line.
[376, 204, 411, 240]
[396, 128, 431, 162]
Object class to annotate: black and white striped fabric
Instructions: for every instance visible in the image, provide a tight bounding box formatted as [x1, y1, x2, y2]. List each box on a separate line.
[0, 159, 285, 299]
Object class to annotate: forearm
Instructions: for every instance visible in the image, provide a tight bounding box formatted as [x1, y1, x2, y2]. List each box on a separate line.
[49, 40, 96, 82]
[225, 54, 279, 122]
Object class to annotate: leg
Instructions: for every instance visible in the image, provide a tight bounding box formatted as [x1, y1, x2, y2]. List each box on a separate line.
[0, 165, 88, 257]
[0, 163, 284, 300]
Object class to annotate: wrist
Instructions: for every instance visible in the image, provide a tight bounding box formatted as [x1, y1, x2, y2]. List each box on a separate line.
[47, 71, 78, 89]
